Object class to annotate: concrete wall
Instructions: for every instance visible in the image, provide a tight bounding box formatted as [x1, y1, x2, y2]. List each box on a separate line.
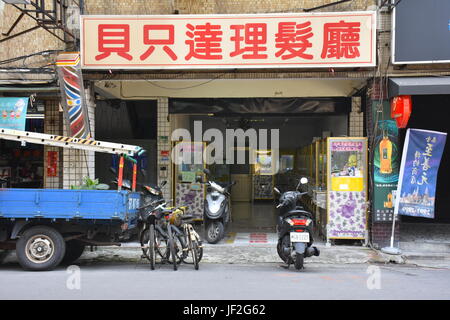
[84, 0, 375, 15]
[0, 1, 65, 81]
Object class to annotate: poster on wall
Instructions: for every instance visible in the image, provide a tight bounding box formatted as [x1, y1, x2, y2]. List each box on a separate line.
[173, 141, 205, 219]
[46, 151, 58, 177]
[0, 97, 29, 131]
[395, 129, 447, 219]
[327, 138, 367, 240]
[372, 101, 400, 222]
[254, 150, 274, 175]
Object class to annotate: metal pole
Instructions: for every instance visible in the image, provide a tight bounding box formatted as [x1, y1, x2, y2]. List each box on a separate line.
[117, 155, 124, 191]
[132, 163, 137, 192]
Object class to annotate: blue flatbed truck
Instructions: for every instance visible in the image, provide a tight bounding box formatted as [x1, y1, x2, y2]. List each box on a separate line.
[0, 128, 145, 271]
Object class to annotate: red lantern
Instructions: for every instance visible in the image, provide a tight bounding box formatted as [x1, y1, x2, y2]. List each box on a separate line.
[391, 95, 412, 128]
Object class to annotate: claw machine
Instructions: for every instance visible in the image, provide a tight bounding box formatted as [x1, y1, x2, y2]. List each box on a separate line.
[326, 137, 368, 242]
[172, 141, 206, 221]
[252, 149, 276, 200]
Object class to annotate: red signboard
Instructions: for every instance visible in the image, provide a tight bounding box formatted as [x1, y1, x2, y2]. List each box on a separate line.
[81, 12, 376, 69]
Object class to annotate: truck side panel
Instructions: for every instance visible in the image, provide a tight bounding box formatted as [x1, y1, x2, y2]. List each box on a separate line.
[0, 189, 140, 222]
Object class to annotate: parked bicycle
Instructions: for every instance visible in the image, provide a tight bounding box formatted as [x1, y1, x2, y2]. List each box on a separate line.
[139, 199, 168, 270]
[163, 205, 187, 271]
[141, 199, 206, 271]
[179, 213, 203, 270]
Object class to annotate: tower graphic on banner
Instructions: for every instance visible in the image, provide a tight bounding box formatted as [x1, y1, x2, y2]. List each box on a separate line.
[56, 52, 91, 139]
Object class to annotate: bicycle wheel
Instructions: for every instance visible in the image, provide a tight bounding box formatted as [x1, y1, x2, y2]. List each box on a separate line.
[181, 226, 195, 265]
[155, 230, 168, 262]
[192, 239, 200, 270]
[148, 225, 156, 270]
[167, 225, 178, 271]
[140, 226, 156, 269]
[173, 231, 186, 264]
[193, 229, 203, 263]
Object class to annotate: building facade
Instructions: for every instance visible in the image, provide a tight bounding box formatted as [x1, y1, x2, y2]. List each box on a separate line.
[1, 0, 449, 249]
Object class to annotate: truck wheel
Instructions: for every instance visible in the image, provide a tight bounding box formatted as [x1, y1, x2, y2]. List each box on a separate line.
[0, 250, 9, 264]
[16, 226, 66, 271]
[61, 240, 85, 265]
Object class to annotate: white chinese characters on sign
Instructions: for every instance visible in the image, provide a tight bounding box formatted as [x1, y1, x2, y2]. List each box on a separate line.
[81, 12, 376, 69]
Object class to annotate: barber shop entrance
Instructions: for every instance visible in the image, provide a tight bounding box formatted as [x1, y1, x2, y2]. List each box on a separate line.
[170, 96, 352, 235]
[83, 11, 376, 243]
[94, 76, 369, 244]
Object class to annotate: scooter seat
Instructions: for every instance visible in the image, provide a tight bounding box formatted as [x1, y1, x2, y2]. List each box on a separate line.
[283, 210, 313, 219]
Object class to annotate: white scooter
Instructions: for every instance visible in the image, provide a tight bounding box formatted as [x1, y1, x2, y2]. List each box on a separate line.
[203, 168, 236, 244]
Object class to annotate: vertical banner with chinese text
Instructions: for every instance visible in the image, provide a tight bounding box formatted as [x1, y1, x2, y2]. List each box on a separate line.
[81, 12, 376, 69]
[56, 52, 91, 139]
[395, 129, 447, 218]
[327, 137, 368, 240]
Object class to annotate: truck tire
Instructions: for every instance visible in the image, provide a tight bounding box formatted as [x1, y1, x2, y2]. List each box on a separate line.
[16, 226, 66, 271]
[61, 240, 85, 265]
[0, 250, 9, 264]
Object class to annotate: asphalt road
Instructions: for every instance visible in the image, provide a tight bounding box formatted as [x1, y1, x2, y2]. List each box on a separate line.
[0, 260, 449, 300]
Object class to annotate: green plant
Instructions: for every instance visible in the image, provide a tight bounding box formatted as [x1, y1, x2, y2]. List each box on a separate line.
[70, 176, 108, 190]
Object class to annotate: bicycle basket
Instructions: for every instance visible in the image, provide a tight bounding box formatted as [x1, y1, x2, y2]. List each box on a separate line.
[168, 209, 184, 226]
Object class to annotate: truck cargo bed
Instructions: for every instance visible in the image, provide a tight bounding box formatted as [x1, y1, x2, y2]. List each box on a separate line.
[0, 188, 140, 222]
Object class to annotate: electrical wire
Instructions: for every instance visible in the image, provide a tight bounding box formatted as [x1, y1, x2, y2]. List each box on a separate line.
[118, 73, 228, 98]
[144, 73, 227, 90]
[0, 50, 61, 66]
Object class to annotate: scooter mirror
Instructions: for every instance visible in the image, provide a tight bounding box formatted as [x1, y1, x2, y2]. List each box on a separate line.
[110, 167, 117, 174]
[273, 187, 281, 195]
[160, 180, 167, 187]
[300, 177, 308, 184]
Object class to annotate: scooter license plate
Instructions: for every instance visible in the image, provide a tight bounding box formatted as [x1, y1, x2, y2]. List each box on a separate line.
[290, 232, 310, 243]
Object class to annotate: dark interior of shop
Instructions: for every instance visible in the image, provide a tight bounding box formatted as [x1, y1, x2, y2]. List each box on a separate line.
[171, 97, 352, 232]
[0, 119, 44, 189]
[94, 100, 158, 188]
[399, 95, 450, 224]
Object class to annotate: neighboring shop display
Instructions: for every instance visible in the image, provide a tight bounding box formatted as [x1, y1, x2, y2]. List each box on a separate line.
[173, 141, 205, 220]
[0, 118, 44, 189]
[327, 137, 368, 240]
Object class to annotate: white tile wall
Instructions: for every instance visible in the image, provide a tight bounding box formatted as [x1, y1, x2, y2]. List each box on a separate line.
[349, 97, 364, 137]
[157, 97, 172, 200]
